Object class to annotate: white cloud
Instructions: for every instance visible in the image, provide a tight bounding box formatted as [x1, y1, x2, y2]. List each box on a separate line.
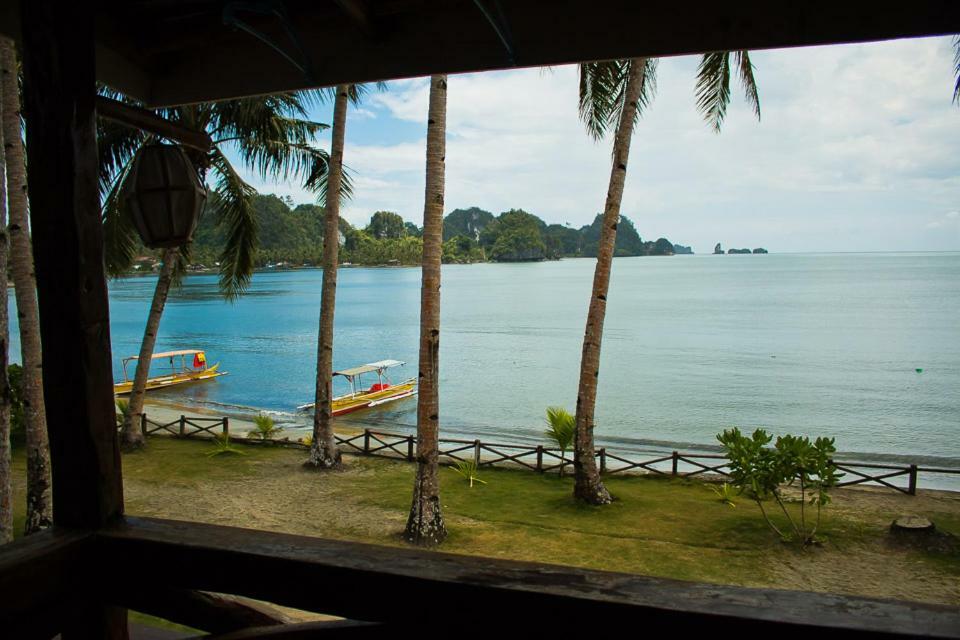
[243, 36, 960, 252]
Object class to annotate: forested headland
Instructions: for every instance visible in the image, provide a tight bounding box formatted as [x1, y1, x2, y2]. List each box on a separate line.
[134, 195, 691, 272]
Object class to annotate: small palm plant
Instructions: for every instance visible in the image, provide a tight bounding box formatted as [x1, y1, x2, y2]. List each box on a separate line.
[712, 482, 738, 508]
[115, 399, 130, 428]
[545, 406, 575, 477]
[207, 432, 245, 457]
[453, 458, 486, 488]
[247, 413, 283, 442]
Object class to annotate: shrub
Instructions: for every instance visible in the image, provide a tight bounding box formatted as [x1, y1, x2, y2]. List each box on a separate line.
[716, 427, 840, 544]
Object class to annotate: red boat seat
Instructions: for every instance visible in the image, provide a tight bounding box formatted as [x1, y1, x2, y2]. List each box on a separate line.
[368, 383, 391, 392]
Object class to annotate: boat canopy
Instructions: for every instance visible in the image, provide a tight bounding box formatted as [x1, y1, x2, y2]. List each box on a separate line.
[125, 350, 205, 361]
[334, 360, 405, 378]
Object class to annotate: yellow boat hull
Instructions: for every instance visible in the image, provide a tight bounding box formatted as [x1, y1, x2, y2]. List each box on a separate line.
[114, 363, 227, 395]
[299, 379, 417, 416]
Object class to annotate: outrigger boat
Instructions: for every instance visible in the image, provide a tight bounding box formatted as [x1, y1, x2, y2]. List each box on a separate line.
[114, 349, 227, 395]
[297, 359, 416, 416]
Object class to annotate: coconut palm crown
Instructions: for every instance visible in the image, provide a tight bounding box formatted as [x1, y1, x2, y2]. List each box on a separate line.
[99, 89, 346, 298]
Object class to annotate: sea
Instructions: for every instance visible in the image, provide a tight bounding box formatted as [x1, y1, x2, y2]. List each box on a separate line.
[8, 252, 960, 488]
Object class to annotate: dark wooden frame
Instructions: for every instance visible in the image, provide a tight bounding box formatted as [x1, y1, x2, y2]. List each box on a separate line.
[5, 0, 960, 637]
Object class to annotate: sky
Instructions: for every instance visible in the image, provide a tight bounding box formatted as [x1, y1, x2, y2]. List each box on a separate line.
[237, 35, 960, 254]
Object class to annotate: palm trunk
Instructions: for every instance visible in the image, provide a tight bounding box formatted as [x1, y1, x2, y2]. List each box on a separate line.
[305, 85, 349, 470]
[1, 39, 52, 533]
[0, 76, 12, 544]
[404, 75, 448, 547]
[573, 59, 647, 505]
[120, 248, 178, 450]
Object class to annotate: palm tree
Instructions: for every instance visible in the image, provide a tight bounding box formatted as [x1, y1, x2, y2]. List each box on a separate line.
[404, 75, 448, 546]
[0, 72, 11, 544]
[305, 82, 383, 470]
[101, 92, 335, 450]
[0, 38, 51, 533]
[572, 54, 759, 504]
[305, 84, 349, 470]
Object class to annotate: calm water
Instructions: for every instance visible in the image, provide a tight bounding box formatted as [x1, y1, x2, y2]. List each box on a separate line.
[9, 253, 960, 482]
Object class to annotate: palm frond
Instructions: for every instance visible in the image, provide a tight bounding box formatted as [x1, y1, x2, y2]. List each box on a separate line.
[579, 58, 657, 141]
[735, 50, 761, 121]
[953, 35, 960, 105]
[696, 51, 732, 133]
[579, 60, 626, 140]
[97, 118, 147, 200]
[209, 148, 258, 300]
[100, 164, 141, 277]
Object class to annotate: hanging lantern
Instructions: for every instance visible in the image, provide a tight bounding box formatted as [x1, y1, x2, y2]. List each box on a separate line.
[123, 143, 207, 248]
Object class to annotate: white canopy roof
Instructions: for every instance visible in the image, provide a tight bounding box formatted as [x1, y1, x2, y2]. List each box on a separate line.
[334, 360, 405, 378]
[125, 350, 204, 361]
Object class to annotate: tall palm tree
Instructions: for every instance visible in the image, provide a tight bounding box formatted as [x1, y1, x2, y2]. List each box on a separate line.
[572, 53, 759, 504]
[0, 38, 51, 533]
[404, 75, 448, 546]
[0, 72, 11, 544]
[101, 92, 335, 450]
[305, 84, 352, 470]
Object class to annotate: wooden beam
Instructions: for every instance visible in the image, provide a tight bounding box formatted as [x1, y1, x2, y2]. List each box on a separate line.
[133, 1, 960, 106]
[99, 517, 960, 638]
[0, 528, 93, 639]
[20, 1, 127, 637]
[95, 95, 212, 152]
[332, 0, 379, 40]
[200, 620, 380, 639]
[108, 587, 289, 634]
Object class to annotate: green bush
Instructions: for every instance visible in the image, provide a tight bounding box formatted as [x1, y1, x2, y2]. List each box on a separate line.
[716, 427, 840, 544]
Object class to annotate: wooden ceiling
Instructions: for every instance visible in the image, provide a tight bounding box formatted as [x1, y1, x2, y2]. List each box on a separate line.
[2, 1, 959, 106]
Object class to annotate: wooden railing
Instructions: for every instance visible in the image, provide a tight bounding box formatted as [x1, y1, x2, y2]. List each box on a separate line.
[140, 413, 230, 439]
[137, 414, 960, 496]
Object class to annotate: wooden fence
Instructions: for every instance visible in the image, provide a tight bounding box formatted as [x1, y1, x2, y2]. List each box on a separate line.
[137, 413, 959, 496]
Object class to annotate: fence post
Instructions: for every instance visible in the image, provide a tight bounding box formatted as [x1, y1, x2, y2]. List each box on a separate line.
[407, 435, 414, 461]
[179, 415, 186, 437]
[363, 429, 370, 454]
[140, 413, 147, 438]
[908, 464, 918, 495]
[672, 451, 679, 476]
[536, 446, 543, 473]
[599, 448, 606, 474]
[473, 439, 481, 466]
[223, 417, 230, 439]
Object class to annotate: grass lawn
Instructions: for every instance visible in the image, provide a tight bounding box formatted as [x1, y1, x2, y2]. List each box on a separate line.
[9, 437, 960, 606]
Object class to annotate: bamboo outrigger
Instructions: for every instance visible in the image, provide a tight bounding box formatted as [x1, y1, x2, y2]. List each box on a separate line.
[298, 359, 416, 416]
[114, 349, 227, 395]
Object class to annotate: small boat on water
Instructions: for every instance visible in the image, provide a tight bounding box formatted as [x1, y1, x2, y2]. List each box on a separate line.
[298, 359, 416, 416]
[114, 349, 227, 395]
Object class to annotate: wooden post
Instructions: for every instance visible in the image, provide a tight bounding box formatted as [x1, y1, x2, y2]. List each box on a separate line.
[180, 415, 186, 438]
[536, 445, 543, 472]
[140, 413, 147, 438]
[672, 451, 679, 476]
[473, 439, 481, 466]
[20, 1, 128, 636]
[599, 448, 606, 474]
[908, 464, 918, 496]
[407, 436, 415, 461]
[223, 417, 230, 439]
[363, 429, 370, 454]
